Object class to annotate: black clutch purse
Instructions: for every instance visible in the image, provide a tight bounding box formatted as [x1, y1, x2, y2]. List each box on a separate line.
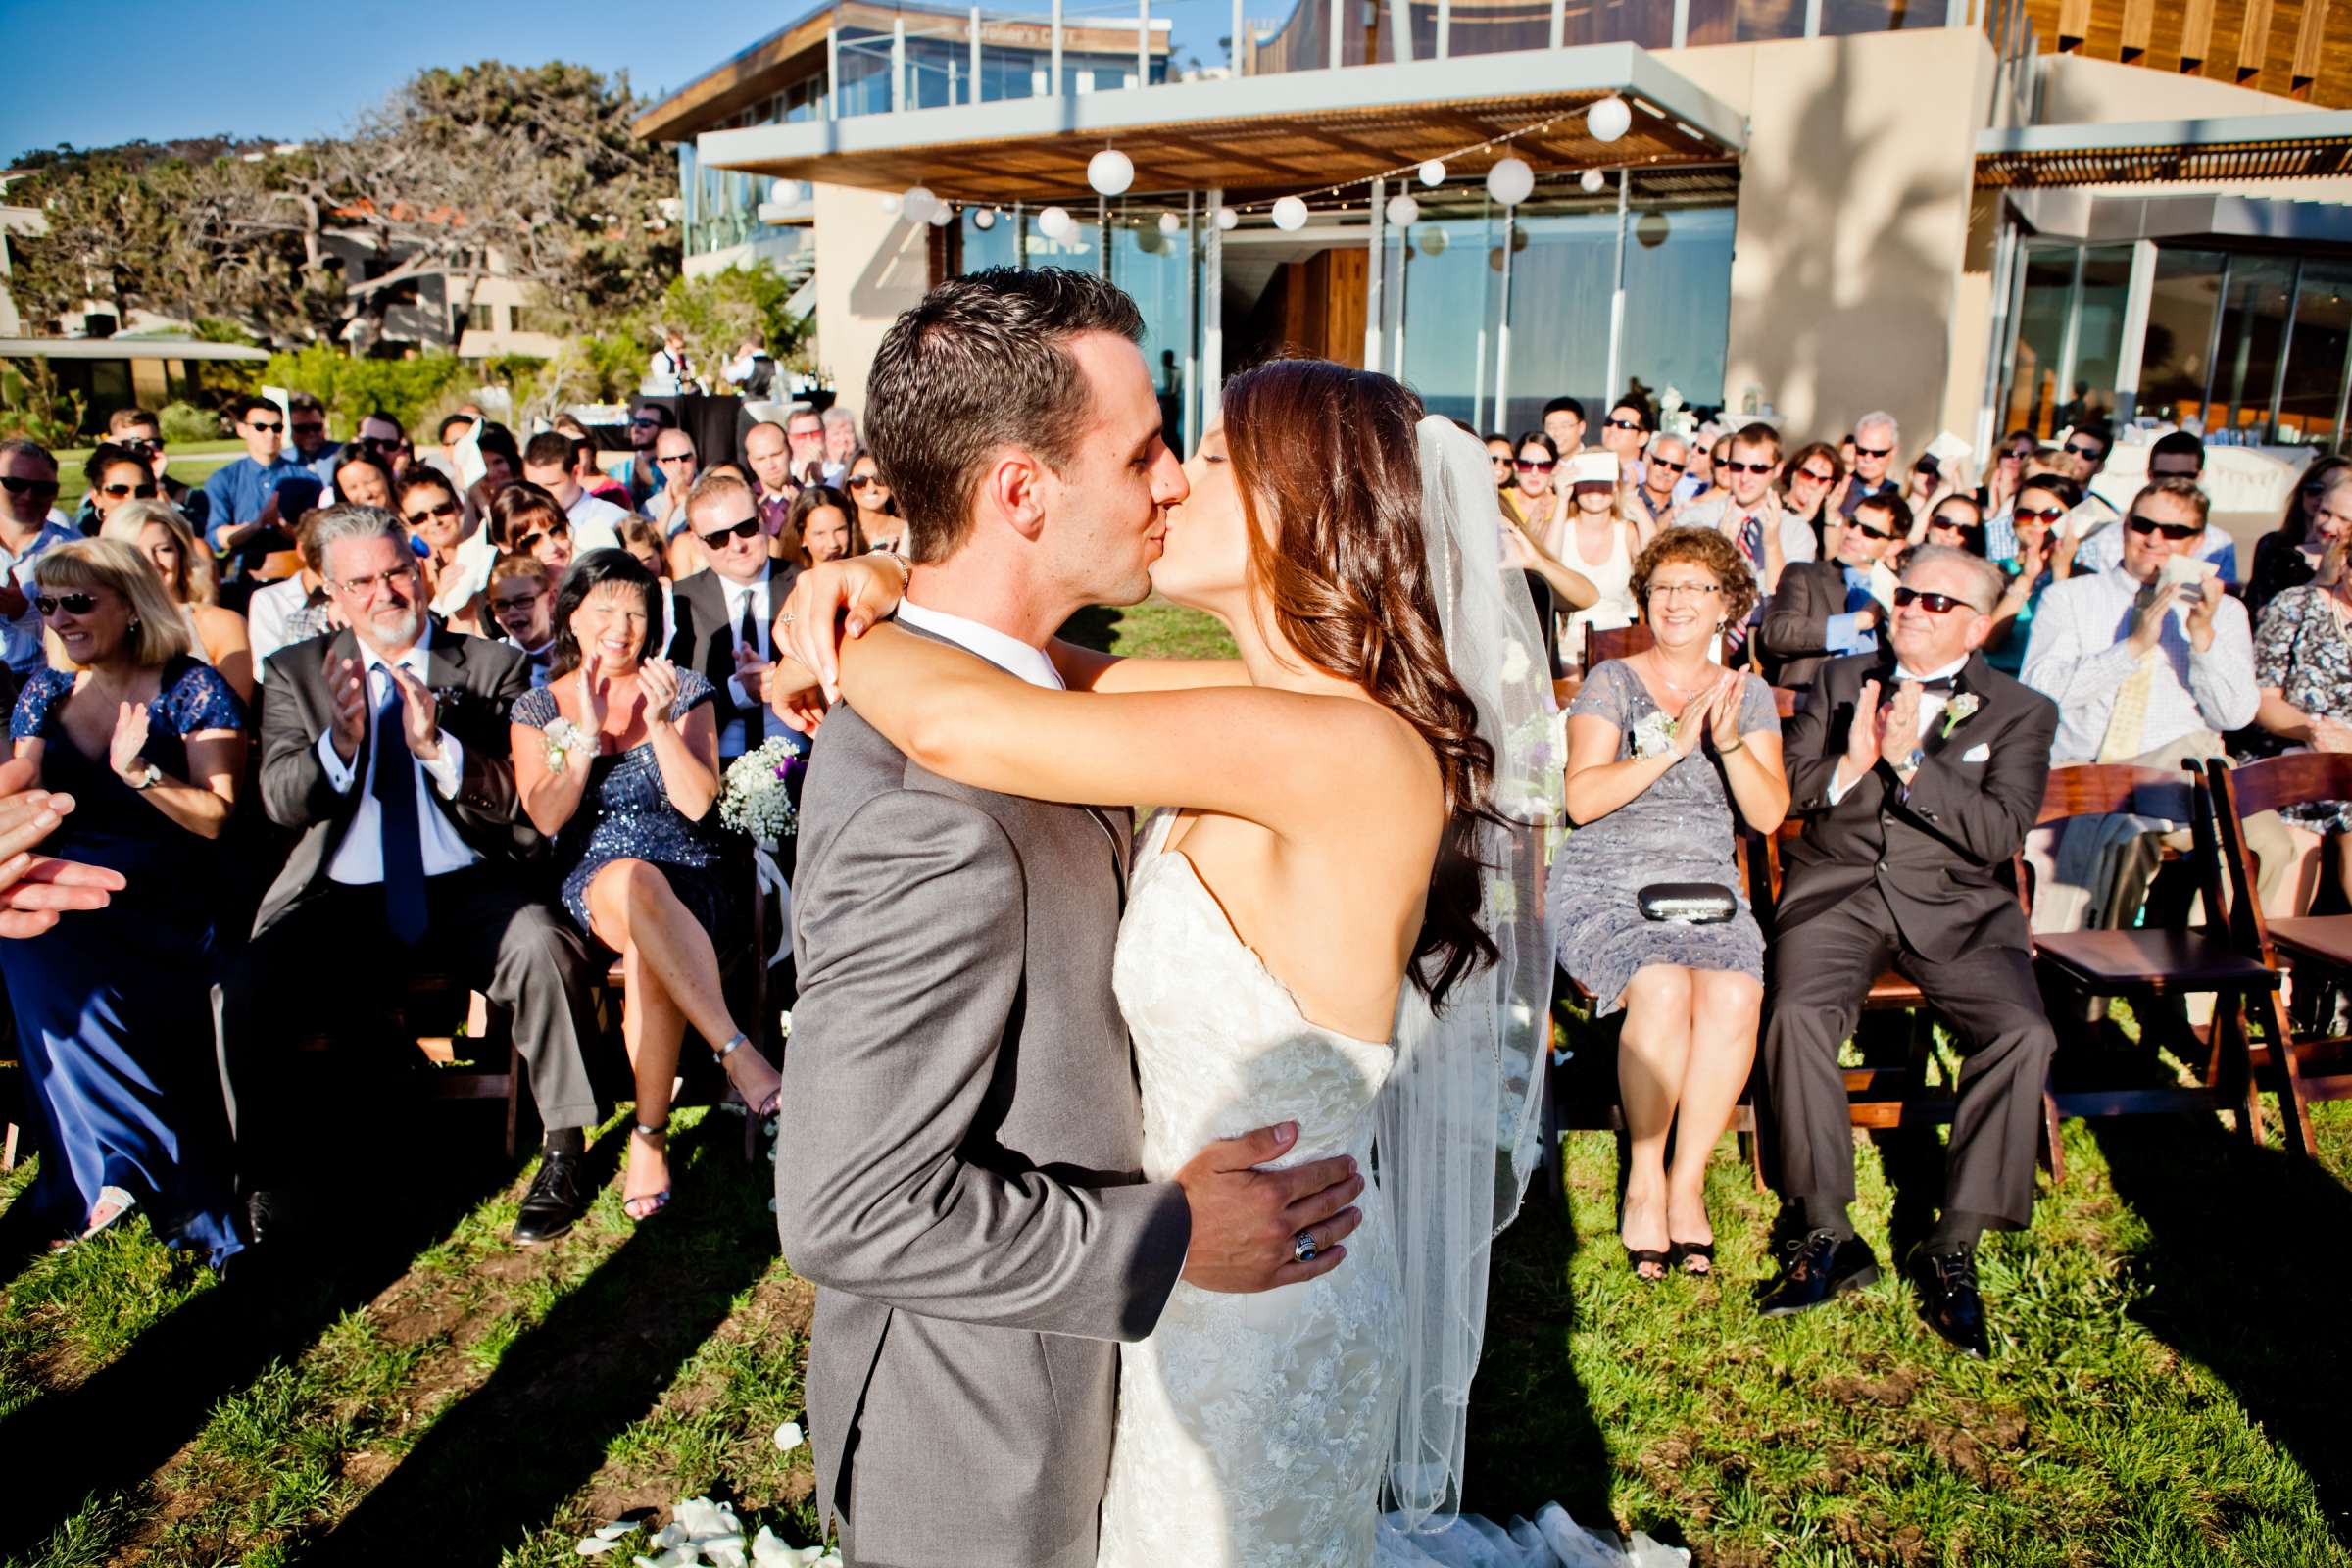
[1638, 883, 1738, 923]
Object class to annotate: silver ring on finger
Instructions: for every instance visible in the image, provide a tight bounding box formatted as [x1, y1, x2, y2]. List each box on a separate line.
[1292, 1229, 1318, 1264]
[778, 612, 797, 626]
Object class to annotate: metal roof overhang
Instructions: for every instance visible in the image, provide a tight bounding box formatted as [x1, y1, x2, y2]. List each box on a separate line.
[2004, 186, 2352, 243]
[0, 338, 271, 362]
[1976, 111, 2352, 188]
[695, 42, 1746, 205]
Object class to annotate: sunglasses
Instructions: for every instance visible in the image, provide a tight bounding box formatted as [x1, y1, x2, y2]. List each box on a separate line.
[2127, 514, 2201, 542]
[1605, 416, 1645, 432]
[1650, 457, 1687, 473]
[361, 435, 405, 452]
[2013, 505, 2067, 525]
[1892, 586, 1975, 614]
[2064, 442, 2104, 461]
[292, 421, 326, 435]
[244, 419, 283, 434]
[1515, 459, 1556, 473]
[697, 517, 762, 547]
[515, 522, 572, 552]
[1722, 460, 1775, 475]
[1847, 519, 1897, 542]
[403, 499, 461, 525]
[657, 452, 697, 466]
[1794, 466, 1836, 484]
[118, 438, 161, 456]
[1853, 445, 1892, 460]
[0, 475, 59, 498]
[847, 474, 882, 490]
[33, 592, 97, 617]
[630, 416, 662, 428]
[99, 482, 159, 499]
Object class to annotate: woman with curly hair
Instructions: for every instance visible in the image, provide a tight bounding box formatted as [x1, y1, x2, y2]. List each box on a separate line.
[1557, 525, 1788, 1280]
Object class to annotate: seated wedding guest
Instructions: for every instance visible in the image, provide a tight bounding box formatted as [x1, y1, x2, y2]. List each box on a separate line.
[246, 509, 338, 678]
[76, 444, 159, 534]
[2022, 477, 2295, 927]
[107, 408, 207, 527]
[1499, 431, 1562, 544]
[487, 553, 559, 686]
[394, 469, 486, 635]
[1984, 475, 2079, 676]
[203, 397, 314, 586]
[348, 411, 409, 481]
[330, 449, 395, 511]
[1544, 394, 1587, 456]
[2075, 432, 2237, 584]
[220, 504, 604, 1246]
[1760, 545, 2058, 1357]
[643, 428, 701, 539]
[1836, 411, 1901, 521]
[1978, 429, 2035, 559]
[2248, 457, 2352, 622]
[0, 438, 82, 676]
[1543, 450, 1639, 669]
[4, 539, 246, 1259]
[100, 500, 253, 700]
[669, 473, 799, 767]
[1758, 493, 1908, 693]
[845, 448, 904, 555]
[1632, 433, 1689, 529]
[555, 415, 628, 505]
[1556, 529, 1786, 1280]
[1779, 441, 1843, 558]
[520, 431, 628, 555]
[459, 421, 521, 533]
[492, 482, 577, 575]
[744, 420, 801, 538]
[2246, 547, 2352, 906]
[1598, 393, 1652, 484]
[511, 551, 782, 1219]
[1486, 433, 1515, 491]
[1682, 422, 1817, 612]
[791, 485, 865, 567]
[1923, 494, 1987, 555]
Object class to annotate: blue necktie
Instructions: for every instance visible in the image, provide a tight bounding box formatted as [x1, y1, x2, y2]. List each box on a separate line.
[372, 669, 428, 944]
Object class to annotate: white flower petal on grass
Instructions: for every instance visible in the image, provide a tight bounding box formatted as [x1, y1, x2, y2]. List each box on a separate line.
[574, 1539, 617, 1557]
[774, 1420, 806, 1451]
[595, 1522, 637, 1542]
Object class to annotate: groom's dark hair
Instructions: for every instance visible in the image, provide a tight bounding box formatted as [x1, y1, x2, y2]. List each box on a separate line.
[865, 267, 1145, 564]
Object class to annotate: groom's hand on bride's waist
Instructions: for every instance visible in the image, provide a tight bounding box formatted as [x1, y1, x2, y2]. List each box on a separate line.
[1174, 1121, 1364, 1293]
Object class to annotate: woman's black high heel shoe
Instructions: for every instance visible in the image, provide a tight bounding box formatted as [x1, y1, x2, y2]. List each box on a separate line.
[1625, 1244, 1673, 1283]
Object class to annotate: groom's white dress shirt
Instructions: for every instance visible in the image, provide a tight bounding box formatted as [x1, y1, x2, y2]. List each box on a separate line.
[898, 599, 1066, 691]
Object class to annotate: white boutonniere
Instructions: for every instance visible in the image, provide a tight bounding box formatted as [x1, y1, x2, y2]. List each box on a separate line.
[543, 717, 589, 773]
[1941, 693, 1981, 737]
[1631, 710, 1679, 760]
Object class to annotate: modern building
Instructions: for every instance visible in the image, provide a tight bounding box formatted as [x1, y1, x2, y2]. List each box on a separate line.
[640, 0, 2352, 476]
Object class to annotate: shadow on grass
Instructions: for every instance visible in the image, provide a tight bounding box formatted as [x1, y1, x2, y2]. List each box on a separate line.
[0, 1104, 528, 1560]
[2095, 1110, 2352, 1533]
[306, 1114, 774, 1565]
[1463, 1194, 1614, 1528]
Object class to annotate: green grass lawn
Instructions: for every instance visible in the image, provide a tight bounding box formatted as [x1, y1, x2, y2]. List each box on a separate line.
[3, 602, 2349, 1565]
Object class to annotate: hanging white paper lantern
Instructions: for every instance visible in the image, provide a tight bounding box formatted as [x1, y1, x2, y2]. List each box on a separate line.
[1216, 206, 1240, 230]
[1270, 195, 1309, 231]
[928, 202, 955, 226]
[1485, 156, 1534, 207]
[1384, 192, 1420, 227]
[769, 179, 805, 206]
[971, 206, 998, 230]
[1087, 148, 1135, 196]
[879, 192, 903, 214]
[1037, 204, 1074, 239]
[1581, 169, 1607, 194]
[1419, 160, 1446, 187]
[1157, 211, 1182, 235]
[900, 185, 938, 223]
[1588, 95, 1632, 143]
[1415, 224, 1448, 257]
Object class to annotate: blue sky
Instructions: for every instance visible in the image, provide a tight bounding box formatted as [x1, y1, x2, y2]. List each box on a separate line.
[0, 0, 1239, 160]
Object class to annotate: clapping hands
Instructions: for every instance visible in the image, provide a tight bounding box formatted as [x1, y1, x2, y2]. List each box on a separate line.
[639, 656, 682, 729]
[109, 701, 151, 787]
[1668, 674, 1741, 760]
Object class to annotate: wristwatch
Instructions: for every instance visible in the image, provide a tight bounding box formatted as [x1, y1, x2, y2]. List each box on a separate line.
[127, 761, 162, 791]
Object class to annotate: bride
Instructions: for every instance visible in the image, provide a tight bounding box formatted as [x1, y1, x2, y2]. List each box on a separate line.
[777, 360, 1561, 1565]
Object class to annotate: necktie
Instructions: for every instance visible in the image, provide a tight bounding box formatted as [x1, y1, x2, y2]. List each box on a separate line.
[1724, 512, 1764, 656]
[372, 668, 428, 944]
[2098, 652, 2158, 762]
[737, 591, 766, 750]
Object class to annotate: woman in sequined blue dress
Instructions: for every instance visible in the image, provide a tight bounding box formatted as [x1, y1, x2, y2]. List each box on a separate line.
[511, 550, 782, 1221]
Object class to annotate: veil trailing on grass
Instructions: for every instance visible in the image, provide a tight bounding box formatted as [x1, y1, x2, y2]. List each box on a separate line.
[1378, 415, 1565, 1530]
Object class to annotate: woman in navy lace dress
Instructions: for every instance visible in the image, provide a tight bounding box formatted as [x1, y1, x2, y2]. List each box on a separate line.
[4, 540, 246, 1260]
[511, 550, 781, 1221]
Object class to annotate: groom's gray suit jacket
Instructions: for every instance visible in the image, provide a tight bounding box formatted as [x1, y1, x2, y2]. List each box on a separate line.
[776, 625, 1192, 1568]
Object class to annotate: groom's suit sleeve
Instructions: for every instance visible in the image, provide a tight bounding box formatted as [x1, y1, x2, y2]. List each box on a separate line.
[777, 790, 1191, 1342]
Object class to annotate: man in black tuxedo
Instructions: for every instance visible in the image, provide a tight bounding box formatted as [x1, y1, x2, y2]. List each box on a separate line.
[220, 504, 601, 1245]
[1759, 545, 2059, 1358]
[666, 471, 800, 768]
[1757, 492, 1907, 693]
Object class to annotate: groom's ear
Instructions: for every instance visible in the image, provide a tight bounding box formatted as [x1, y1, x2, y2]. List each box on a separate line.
[982, 448, 1052, 544]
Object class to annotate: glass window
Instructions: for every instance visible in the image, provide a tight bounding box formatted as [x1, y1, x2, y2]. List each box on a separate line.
[2210, 254, 2296, 443]
[1684, 0, 1809, 44]
[2061, 243, 2134, 430]
[2137, 248, 2226, 429]
[1820, 0, 1941, 32]
[2281, 261, 2352, 446]
[2002, 246, 2076, 439]
[1492, 208, 1619, 435]
[959, 208, 1019, 272]
[1113, 212, 1199, 455]
[1384, 206, 1509, 430]
[1620, 201, 1735, 413]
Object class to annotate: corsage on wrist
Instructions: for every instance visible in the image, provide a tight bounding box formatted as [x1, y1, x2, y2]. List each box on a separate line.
[544, 718, 590, 774]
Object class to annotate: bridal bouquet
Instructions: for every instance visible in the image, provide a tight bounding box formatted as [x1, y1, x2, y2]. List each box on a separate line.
[720, 739, 804, 848]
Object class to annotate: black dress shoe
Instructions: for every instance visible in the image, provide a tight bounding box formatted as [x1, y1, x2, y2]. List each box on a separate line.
[514, 1152, 589, 1245]
[1759, 1228, 1881, 1317]
[1912, 1246, 1991, 1359]
[242, 1188, 294, 1248]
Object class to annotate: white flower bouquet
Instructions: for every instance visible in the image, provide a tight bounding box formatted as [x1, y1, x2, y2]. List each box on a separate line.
[720, 739, 804, 848]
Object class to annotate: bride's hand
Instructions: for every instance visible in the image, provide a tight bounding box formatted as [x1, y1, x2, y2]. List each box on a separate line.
[779, 554, 910, 699]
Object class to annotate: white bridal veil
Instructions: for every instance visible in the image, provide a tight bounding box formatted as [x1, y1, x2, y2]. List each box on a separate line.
[1377, 416, 1566, 1530]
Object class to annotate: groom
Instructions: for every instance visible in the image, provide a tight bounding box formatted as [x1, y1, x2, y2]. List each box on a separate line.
[776, 268, 1364, 1568]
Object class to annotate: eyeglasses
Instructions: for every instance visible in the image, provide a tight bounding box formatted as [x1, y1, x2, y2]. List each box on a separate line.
[33, 592, 97, 617]
[403, 499, 461, 525]
[490, 592, 545, 612]
[1650, 457, 1687, 473]
[1793, 466, 1836, 485]
[629, 416, 662, 428]
[515, 522, 572, 553]
[1853, 445, 1892, 460]
[1604, 416, 1645, 432]
[2013, 505, 2067, 525]
[1647, 581, 1722, 601]
[2127, 514, 2201, 542]
[657, 452, 697, 466]
[361, 435, 404, 453]
[697, 517, 762, 547]
[847, 474, 882, 490]
[244, 419, 283, 434]
[332, 563, 420, 597]
[1722, 460, 1775, 475]
[0, 475, 59, 498]
[2064, 441, 2105, 462]
[118, 438, 161, 456]
[99, 482, 159, 499]
[1892, 586, 1976, 614]
[291, 421, 325, 436]
[1515, 459, 1555, 473]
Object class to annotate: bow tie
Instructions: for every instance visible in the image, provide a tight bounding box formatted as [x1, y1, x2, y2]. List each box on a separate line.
[1896, 673, 1957, 693]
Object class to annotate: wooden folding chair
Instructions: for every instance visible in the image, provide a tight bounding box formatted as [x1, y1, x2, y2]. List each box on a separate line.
[2202, 752, 2352, 1156]
[2030, 762, 2284, 1150]
[1584, 621, 1654, 669]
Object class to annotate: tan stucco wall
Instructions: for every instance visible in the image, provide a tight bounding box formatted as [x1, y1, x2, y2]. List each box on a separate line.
[2033, 53, 2327, 125]
[1663, 27, 1993, 461]
[811, 181, 932, 417]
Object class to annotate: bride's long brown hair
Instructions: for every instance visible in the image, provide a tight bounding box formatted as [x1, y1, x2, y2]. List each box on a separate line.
[1221, 360, 1498, 1004]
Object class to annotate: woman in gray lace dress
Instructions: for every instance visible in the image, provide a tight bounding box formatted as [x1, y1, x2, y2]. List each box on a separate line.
[1553, 528, 1788, 1279]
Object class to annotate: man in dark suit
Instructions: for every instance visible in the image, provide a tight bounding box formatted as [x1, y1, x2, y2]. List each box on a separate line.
[220, 504, 602, 1245]
[666, 471, 801, 767]
[1759, 545, 2060, 1358]
[1758, 491, 1907, 693]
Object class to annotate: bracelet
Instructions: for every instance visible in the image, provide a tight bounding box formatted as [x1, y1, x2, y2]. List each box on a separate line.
[883, 550, 912, 595]
[1719, 736, 1745, 756]
[544, 718, 589, 774]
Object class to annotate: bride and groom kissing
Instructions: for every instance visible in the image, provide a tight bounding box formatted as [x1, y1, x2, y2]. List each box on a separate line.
[770, 268, 1561, 1567]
